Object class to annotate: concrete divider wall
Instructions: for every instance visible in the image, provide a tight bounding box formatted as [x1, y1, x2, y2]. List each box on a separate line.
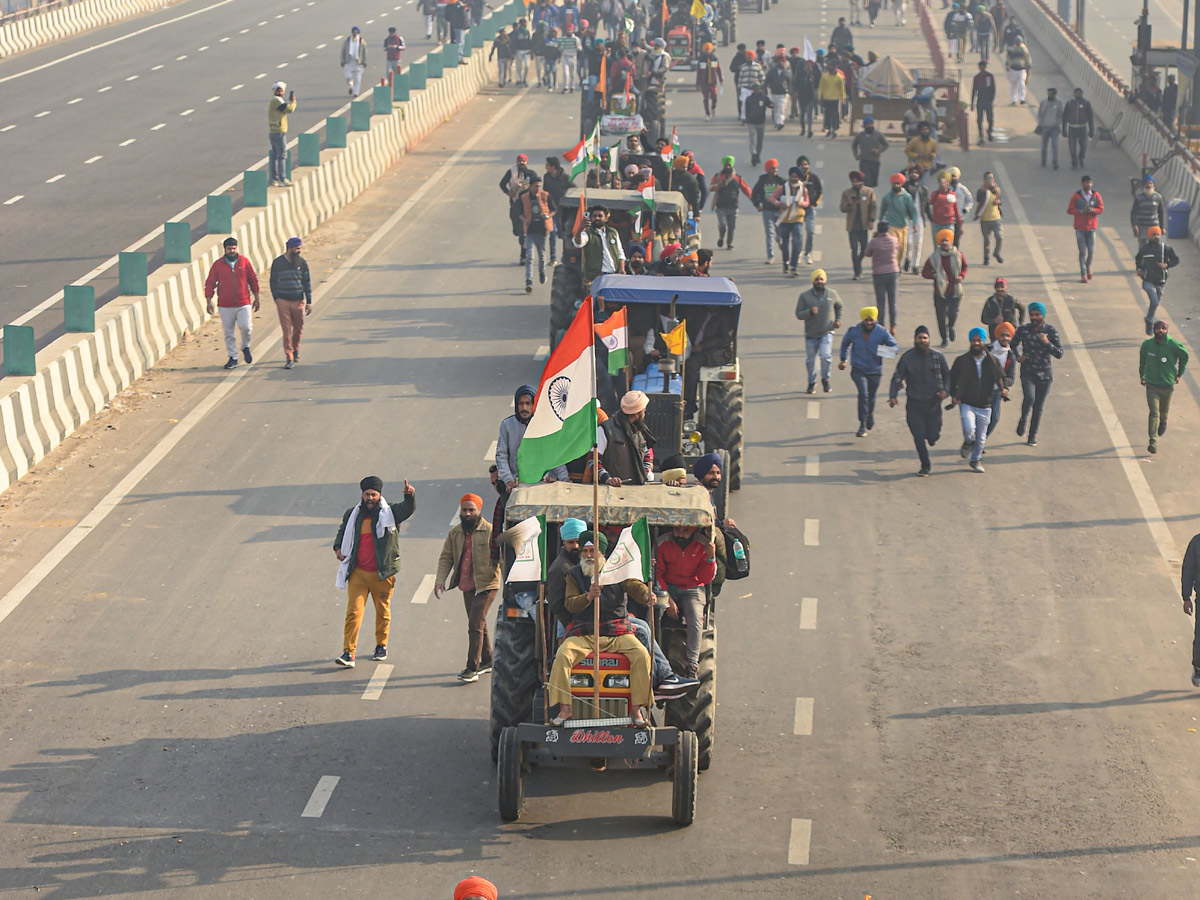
[0, 0, 173, 58]
[0, 18, 509, 490]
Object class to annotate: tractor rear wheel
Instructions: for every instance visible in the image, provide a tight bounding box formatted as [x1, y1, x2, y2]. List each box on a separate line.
[549, 264, 582, 348]
[664, 622, 717, 771]
[489, 615, 539, 763]
[671, 730, 698, 825]
[703, 380, 744, 490]
[497, 726, 525, 821]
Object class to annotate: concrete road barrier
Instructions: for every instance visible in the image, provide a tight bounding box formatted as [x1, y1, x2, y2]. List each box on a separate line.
[0, 0, 175, 58]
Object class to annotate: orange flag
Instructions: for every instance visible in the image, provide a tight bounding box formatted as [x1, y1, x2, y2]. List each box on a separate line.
[596, 53, 607, 99]
[573, 189, 587, 237]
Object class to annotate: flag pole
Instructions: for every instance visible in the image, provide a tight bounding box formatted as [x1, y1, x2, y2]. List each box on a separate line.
[590, 297, 602, 718]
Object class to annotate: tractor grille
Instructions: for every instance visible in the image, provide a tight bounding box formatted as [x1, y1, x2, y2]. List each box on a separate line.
[644, 393, 683, 463]
[570, 697, 629, 720]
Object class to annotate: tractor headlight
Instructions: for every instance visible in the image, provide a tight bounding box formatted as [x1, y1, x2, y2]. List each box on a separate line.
[688, 431, 702, 444]
[570, 674, 593, 688]
[604, 675, 630, 689]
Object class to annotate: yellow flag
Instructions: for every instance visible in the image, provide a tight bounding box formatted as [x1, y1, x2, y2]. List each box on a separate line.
[690, 0, 706, 17]
[661, 319, 687, 355]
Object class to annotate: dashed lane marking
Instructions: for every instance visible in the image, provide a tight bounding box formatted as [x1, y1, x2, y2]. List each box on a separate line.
[277, 62, 289, 68]
[119, 138, 136, 146]
[805, 455, 819, 476]
[301, 776, 340, 817]
[176, 54, 188, 60]
[45, 174, 65, 183]
[297, 52, 309, 59]
[411, 573, 435, 605]
[534, 345, 549, 361]
[219, 36, 230, 42]
[151, 64, 164, 70]
[316, 42, 328, 49]
[98, 85, 112, 92]
[255, 72, 267, 79]
[68, 97, 82, 104]
[180, 108, 194, 116]
[810, 250, 823, 262]
[361, 664, 394, 700]
[1, 125, 15, 132]
[485, 439, 497, 461]
[793, 698, 814, 735]
[197, 45, 209, 51]
[231, 84, 244, 90]
[151, 123, 165, 130]
[206, 95, 220, 103]
[806, 402, 819, 419]
[799, 597, 817, 629]
[125, 74, 138, 81]
[4, 195, 24, 205]
[84, 155, 102, 164]
[34, 110, 51, 117]
[804, 519, 819, 546]
[788, 818, 812, 865]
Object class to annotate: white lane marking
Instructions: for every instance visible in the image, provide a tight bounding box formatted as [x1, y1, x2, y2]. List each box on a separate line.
[84, 155, 102, 164]
[0, 0, 238, 86]
[276, 62, 289, 68]
[151, 64, 164, 70]
[68, 97, 82, 104]
[316, 42, 328, 49]
[34, 110, 51, 117]
[814, 159, 824, 168]
[231, 83, 244, 90]
[125, 74, 138, 81]
[3, 195, 23, 205]
[198, 45, 210, 51]
[297, 52, 309, 59]
[449, 511, 461, 528]
[180, 108, 195, 116]
[219, 36, 230, 42]
[534, 345, 549, 360]
[411, 573, 436, 605]
[239, 27, 249, 33]
[119, 138, 136, 146]
[366, 17, 375, 23]
[259, 20, 268, 25]
[275, 12, 284, 17]
[788, 819, 812, 865]
[799, 597, 818, 630]
[814, 223, 823, 235]
[810, 250, 823, 262]
[98, 85, 112, 92]
[806, 402, 819, 419]
[177, 54, 188, 60]
[793, 698, 814, 735]
[805, 455, 819, 476]
[485, 439, 497, 461]
[206, 95, 221, 103]
[361, 664, 395, 700]
[255, 72, 267, 79]
[151, 123, 166, 130]
[1, 124, 15, 131]
[804, 519, 819, 546]
[301, 776, 340, 817]
[995, 160, 1178, 569]
[45, 174, 65, 183]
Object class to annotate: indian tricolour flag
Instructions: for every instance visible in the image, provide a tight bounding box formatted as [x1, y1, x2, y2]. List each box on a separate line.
[597, 516, 652, 585]
[639, 175, 656, 214]
[517, 301, 597, 484]
[594, 307, 628, 375]
[564, 122, 598, 180]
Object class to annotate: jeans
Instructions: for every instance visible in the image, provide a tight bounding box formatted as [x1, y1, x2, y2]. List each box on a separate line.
[960, 403, 992, 462]
[873, 271, 899, 328]
[386, 59, 402, 80]
[761, 210, 778, 259]
[454, 28, 466, 62]
[1142, 280, 1165, 323]
[746, 121, 765, 159]
[976, 102, 994, 138]
[629, 615, 672, 687]
[716, 208, 738, 245]
[1076, 229, 1095, 275]
[803, 203, 816, 253]
[822, 98, 841, 133]
[462, 589, 496, 671]
[1040, 128, 1059, 166]
[1067, 126, 1088, 165]
[906, 217, 924, 270]
[800, 99, 815, 133]
[524, 231, 546, 283]
[977, 32, 990, 61]
[850, 366, 882, 426]
[269, 132, 287, 182]
[499, 57, 512, 85]
[666, 584, 706, 670]
[805, 333, 833, 384]
[986, 384, 1004, 436]
[516, 49, 531, 83]
[906, 397, 942, 468]
[779, 221, 803, 270]
[933, 291, 960, 343]
[980, 219, 1002, 262]
[1147, 383, 1174, 440]
[849, 228, 869, 276]
[1019, 375, 1052, 438]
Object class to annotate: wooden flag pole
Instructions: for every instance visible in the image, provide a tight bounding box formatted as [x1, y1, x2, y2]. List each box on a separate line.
[591, 443, 601, 716]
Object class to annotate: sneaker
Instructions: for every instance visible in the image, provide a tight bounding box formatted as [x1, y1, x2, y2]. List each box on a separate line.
[804, 253, 813, 265]
[284, 359, 294, 369]
[855, 424, 867, 438]
[866, 414, 875, 430]
[960, 440, 972, 458]
[717, 237, 724, 248]
[1080, 274, 1088, 283]
[372, 645, 388, 661]
[790, 267, 798, 277]
[292, 350, 299, 362]
[1191, 666, 1200, 688]
[806, 382, 815, 394]
[766, 258, 774, 265]
[656, 671, 701, 699]
[539, 271, 546, 284]
[1148, 441, 1157, 454]
[224, 357, 238, 369]
[948, 326, 956, 342]
[917, 466, 931, 477]
[902, 258, 910, 272]
[1026, 437, 1038, 446]
[1016, 419, 1026, 437]
[969, 459, 985, 473]
[458, 668, 479, 683]
[525, 281, 533, 293]
[242, 346, 253, 364]
[1145, 319, 1153, 336]
[727, 244, 734, 250]
[994, 253, 1003, 263]
[477, 662, 493, 675]
[1085, 268, 1092, 280]
[822, 379, 831, 392]
[335, 651, 355, 668]
[1158, 420, 1168, 436]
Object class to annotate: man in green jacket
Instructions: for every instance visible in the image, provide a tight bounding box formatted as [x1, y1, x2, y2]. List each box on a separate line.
[572, 204, 626, 290]
[1139, 319, 1189, 454]
[435, 493, 503, 682]
[333, 475, 416, 667]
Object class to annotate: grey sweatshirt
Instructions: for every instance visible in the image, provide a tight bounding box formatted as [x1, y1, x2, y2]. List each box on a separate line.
[795, 287, 844, 338]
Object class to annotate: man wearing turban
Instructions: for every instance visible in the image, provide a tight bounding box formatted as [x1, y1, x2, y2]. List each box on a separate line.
[1010, 301, 1063, 446]
[454, 876, 498, 900]
[795, 268, 844, 394]
[986, 320, 1017, 437]
[838, 305, 898, 437]
[333, 476, 417, 668]
[436, 493, 503, 682]
[921, 227, 968, 347]
[949, 326, 1009, 472]
[888, 324, 950, 476]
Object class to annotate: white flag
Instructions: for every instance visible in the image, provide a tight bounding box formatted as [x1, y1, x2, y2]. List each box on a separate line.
[803, 36, 816, 62]
[504, 515, 544, 583]
[597, 518, 651, 585]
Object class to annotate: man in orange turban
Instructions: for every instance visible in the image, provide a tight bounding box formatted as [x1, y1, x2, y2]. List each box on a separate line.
[435, 492, 502, 683]
[454, 876, 498, 900]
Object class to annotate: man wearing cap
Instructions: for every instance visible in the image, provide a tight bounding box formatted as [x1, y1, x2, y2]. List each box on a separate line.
[839, 306, 898, 436]
[1135, 225, 1180, 334]
[888, 324, 949, 475]
[1067, 174, 1103, 282]
[710, 157, 753, 250]
[1010, 301, 1062, 445]
[979, 276, 1023, 340]
[1140, 320, 1188, 455]
[878, 171, 917, 267]
[796, 269, 843, 393]
[751, 159, 786, 265]
[436, 494, 502, 682]
[1036, 86, 1063, 168]
[851, 116, 890, 187]
[598, 391, 654, 486]
[341, 26, 368, 96]
[840, 170, 877, 280]
[770, 167, 811, 276]
[204, 237, 261, 370]
[949, 327, 1008, 472]
[971, 59, 996, 142]
[333, 476, 416, 667]
[922, 228, 968, 347]
[269, 237, 312, 369]
[1131, 175, 1166, 242]
[267, 82, 296, 187]
[454, 876, 498, 900]
[383, 26, 406, 80]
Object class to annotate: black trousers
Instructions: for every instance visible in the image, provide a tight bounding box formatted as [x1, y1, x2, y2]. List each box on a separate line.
[933, 291, 961, 342]
[976, 102, 994, 138]
[860, 159, 881, 187]
[906, 397, 943, 468]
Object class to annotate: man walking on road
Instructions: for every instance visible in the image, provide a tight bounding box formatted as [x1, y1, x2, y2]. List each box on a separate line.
[922, 229, 968, 348]
[204, 237, 260, 370]
[710, 157, 753, 250]
[1067, 174, 1103, 282]
[839, 305, 898, 437]
[851, 116, 889, 187]
[267, 82, 296, 187]
[435, 494, 502, 682]
[743, 83, 773, 167]
[1010, 301, 1063, 446]
[973, 170, 1003, 265]
[840, 170, 877, 280]
[1062, 87, 1094, 169]
[796, 155, 823, 265]
[333, 476, 416, 668]
[1131, 175, 1167, 241]
[1036, 86, 1064, 168]
[795, 268, 843, 393]
[950, 327, 1008, 472]
[889, 325, 949, 475]
[971, 59, 996, 142]
[879, 171, 917, 267]
[269, 237, 311, 369]
[980, 276, 1023, 339]
[1140, 319, 1188, 454]
[341, 26, 368, 96]
[383, 27, 406, 80]
[1179, 532, 1200, 686]
[1135, 225, 1180, 333]
[751, 158, 785, 265]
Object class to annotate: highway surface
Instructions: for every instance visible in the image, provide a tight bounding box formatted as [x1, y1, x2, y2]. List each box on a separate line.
[2, 0, 1200, 896]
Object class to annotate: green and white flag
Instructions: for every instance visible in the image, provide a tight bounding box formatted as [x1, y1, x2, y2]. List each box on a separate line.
[597, 516, 652, 585]
[504, 514, 547, 583]
[608, 140, 621, 175]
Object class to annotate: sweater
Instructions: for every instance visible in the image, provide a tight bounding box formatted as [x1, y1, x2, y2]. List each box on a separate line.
[864, 233, 900, 274]
[268, 95, 297, 134]
[1134, 239, 1180, 285]
[889, 346, 949, 402]
[204, 254, 259, 307]
[794, 287, 843, 337]
[817, 71, 846, 101]
[1139, 335, 1189, 386]
[878, 188, 918, 227]
[851, 129, 889, 162]
[269, 254, 312, 302]
[904, 136, 938, 172]
[929, 188, 962, 226]
[839, 322, 898, 374]
[1131, 190, 1166, 230]
[1181, 533, 1200, 601]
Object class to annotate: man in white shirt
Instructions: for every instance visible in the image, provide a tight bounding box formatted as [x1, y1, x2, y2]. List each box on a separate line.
[341, 26, 368, 96]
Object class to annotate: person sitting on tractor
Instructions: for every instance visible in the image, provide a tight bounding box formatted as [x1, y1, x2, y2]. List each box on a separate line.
[550, 531, 655, 726]
[693, 451, 735, 529]
[547, 517, 587, 630]
[627, 242, 649, 275]
[653, 213, 684, 256]
[656, 523, 716, 678]
[597, 390, 654, 486]
[573, 205, 627, 290]
[653, 242, 685, 276]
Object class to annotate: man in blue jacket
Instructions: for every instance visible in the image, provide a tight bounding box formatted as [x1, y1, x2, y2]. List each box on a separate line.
[839, 305, 898, 436]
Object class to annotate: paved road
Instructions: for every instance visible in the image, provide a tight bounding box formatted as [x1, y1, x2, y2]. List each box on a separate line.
[3, 0, 1200, 896]
[0, 0, 444, 340]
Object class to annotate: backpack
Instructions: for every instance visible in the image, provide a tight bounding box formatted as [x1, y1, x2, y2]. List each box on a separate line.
[719, 522, 750, 580]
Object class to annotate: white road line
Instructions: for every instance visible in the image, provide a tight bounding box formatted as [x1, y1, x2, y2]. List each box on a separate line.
[84, 155, 102, 164]
[813, 160, 824, 168]
[151, 64, 164, 70]
[316, 42, 328, 49]
[810, 250, 823, 262]
[1, 124, 15, 132]
[98, 85, 112, 92]
[206, 95, 220, 103]
[34, 110, 51, 117]
[995, 160, 1178, 569]
[198, 45, 210, 51]
[788, 818, 812, 865]
[180, 108, 194, 116]
[804, 519, 819, 546]
[219, 36, 230, 42]
[45, 174, 65, 183]
[259, 20, 268, 25]
[533, 346, 550, 361]
[125, 74, 138, 81]
[68, 97, 82, 104]
[793, 698, 814, 735]
[799, 597, 818, 630]
[149, 122, 167, 131]
[119, 138, 136, 146]
[277, 62, 289, 68]
[814, 223, 823, 235]
[239, 27, 249, 33]
[297, 52, 309, 59]
[805, 455, 819, 476]
[449, 511, 461, 528]
[301, 776, 340, 817]
[411, 573, 436, 605]
[485, 439, 497, 461]
[3, 195, 23, 205]
[231, 83, 244, 90]
[806, 402, 819, 419]
[361, 664, 394, 700]
[176, 54, 188, 60]
[255, 72, 267, 79]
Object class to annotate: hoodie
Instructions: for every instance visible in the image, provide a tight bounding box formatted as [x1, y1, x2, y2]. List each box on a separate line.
[495, 384, 569, 485]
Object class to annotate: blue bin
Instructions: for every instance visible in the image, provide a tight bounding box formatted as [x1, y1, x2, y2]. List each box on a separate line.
[1167, 198, 1190, 239]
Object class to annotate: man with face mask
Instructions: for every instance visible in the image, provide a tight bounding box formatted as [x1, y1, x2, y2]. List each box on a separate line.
[269, 237, 311, 369]
[496, 385, 570, 494]
[795, 268, 843, 393]
[333, 475, 417, 667]
[598, 390, 654, 486]
[888, 325, 949, 476]
[204, 237, 261, 370]
[949, 327, 1008, 472]
[838, 306, 898, 436]
[851, 116, 889, 187]
[1139, 319, 1188, 455]
[435, 494, 503, 682]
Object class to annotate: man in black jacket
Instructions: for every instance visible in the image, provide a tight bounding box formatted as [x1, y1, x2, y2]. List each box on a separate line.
[795, 155, 823, 265]
[950, 327, 1008, 472]
[269, 237, 312, 369]
[1062, 87, 1094, 169]
[889, 325, 949, 476]
[750, 158, 785, 265]
[1135, 225, 1181, 334]
[743, 82, 774, 167]
[598, 390, 654, 485]
[1181, 532, 1200, 686]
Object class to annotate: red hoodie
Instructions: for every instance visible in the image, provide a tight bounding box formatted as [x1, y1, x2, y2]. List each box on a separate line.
[929, 187, 962, 227]
[1067, 189, 1103, 231]
[655, 534, 717, 590]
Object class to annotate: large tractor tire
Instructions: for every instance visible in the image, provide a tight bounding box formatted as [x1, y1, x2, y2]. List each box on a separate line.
[703, 380, 744, 490]
[489, 616, 540, 763]
[671, 730, 698, 825]
[663, 622, 717, 772]
[549, 265, 582, 348]
[641, 88, 665, 147]
[497, 726, 526, 821]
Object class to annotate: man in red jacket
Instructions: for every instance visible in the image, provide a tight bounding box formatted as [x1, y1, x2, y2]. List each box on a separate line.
[204, 237, 261, 369]
[1066, 174, 1103, 283]
[655, 524, 717, 677]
